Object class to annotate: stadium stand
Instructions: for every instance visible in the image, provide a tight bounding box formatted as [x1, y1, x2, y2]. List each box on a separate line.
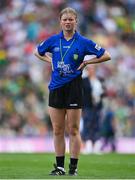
[0, 0, 135, 152]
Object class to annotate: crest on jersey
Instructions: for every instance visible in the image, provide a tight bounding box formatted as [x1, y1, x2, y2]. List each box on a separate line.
[73, 54, 78, 60]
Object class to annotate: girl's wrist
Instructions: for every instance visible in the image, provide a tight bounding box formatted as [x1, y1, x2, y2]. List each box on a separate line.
[83, 61, 88, 67]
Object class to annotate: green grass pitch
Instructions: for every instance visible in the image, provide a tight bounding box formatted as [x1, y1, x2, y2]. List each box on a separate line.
[0, 153, 135, 179]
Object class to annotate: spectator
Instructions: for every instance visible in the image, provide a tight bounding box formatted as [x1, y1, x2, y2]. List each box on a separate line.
[81, 65, 105, 154]
[101, 105, 117, 152]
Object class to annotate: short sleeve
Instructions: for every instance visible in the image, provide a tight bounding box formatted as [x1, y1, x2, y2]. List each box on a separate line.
[85, 39, 105, 58]
[37, 37, 52, 56]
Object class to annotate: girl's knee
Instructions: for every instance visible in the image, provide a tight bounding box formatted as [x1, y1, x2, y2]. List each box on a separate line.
[69, 126, 79, 136]
[53, 127, 64, 136]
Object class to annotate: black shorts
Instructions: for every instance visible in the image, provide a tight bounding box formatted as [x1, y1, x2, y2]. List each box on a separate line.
[49, 75, 83, 109]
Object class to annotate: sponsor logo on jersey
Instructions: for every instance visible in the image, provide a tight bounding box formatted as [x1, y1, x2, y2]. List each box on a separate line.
[63, 46, 70, 48]
[54, 47, 60, 52]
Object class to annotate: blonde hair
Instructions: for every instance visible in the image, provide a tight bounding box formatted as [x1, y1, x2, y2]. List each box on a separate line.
[59, 7, 77, 20]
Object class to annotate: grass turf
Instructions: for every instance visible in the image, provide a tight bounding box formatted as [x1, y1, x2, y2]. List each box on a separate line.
[0, 153, 135, 179]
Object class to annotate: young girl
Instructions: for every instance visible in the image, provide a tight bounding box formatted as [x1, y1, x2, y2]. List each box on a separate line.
[34, 7, 111, 176]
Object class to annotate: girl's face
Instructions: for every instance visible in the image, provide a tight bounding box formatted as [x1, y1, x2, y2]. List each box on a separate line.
[60, 13, 77, 32]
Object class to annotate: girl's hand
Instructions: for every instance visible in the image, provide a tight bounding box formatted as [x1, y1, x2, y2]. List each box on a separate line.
[77, 61, 87, 70]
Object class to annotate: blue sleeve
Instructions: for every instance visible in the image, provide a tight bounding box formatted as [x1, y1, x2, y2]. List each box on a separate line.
[37, 37, 53, 56]
[85, 38, 105, 58]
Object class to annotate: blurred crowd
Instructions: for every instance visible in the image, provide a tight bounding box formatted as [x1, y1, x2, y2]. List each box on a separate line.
[0, 0, 135, 138]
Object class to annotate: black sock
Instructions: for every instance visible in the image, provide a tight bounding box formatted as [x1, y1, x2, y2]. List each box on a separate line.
[70, 158, 78, 167]
[56, 156, 65, 168]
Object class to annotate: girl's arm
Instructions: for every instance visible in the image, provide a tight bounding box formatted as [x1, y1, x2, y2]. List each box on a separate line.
[34, 48, 52, 63]
[77, 51, 111, 70]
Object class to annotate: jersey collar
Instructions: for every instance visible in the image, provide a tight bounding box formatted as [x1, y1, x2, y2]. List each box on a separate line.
[59, 31, 79, 40]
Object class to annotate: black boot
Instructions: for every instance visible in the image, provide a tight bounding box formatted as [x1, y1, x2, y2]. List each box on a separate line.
[68, 164, 77, 176]
[49, 164, 66, 176]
